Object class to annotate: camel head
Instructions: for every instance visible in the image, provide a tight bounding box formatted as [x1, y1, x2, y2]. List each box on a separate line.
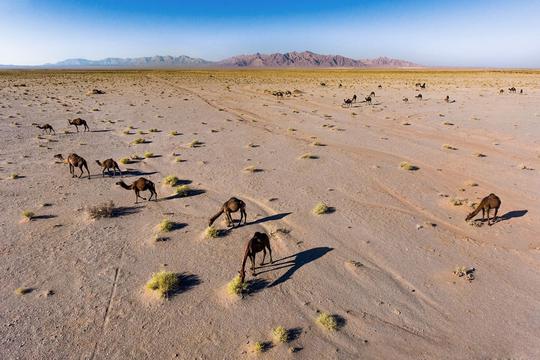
[54, 154, 64, 161]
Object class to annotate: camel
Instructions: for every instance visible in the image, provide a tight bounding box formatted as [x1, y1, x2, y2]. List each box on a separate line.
[499, 89, 504, 94]
[343, 98, 353, 107]
[509, 87, 517, 93]
[465, 193, 501, 226]
[35, 123, 55, 134]
[96, 159, 121, 177]
[352, 94, 357, 103]
[520, 89, 523, 94]
[370, 91, 376, 97]
[239, 232, 273, 284]
[273, 91, 284, 99]
[378, 84, 382, 89]
[415, 93, 423, 100]
[285, 90, 292, 96]
[208, 197, 247, 228]
[420, 83, 426, 89]
[445, 95, 455, 103]
[68, 118, 89, 132]
[365, 96, 372, 105]
[54, 153, 90, 179]
[402, 97, 409, 102]
[116, 177, 157, 203]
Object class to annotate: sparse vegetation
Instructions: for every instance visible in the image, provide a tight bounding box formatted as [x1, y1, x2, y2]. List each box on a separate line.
[316, 312, 338, 331]
[312, 202, 329, 215]
[158, 219, 174, 232]
[144, 151, 154, 158]
[169, 130, 179, 136]
[146, 271, 179, 298]
[399, 161, 418, 171]
[119, 157, 131, 164]
[175, 185, 191, 197]
[86, 201, 115, 219]
[299, 153, 318, 159]
[205, 226, 219, 238]
[253, 341, 266, 353]
[164, 175, 179, 186]
[148, 128, 159, 132]
[189, 139, 202, 148]
[10, 173, 19, 179]
[21, 210, 34, 220]
[132, 137, 145, 144]
[227, 275, 247, 295]
[442, 144, 458, 150]
[272, 326, 289, 343]
[243, 165, 262, 173]
[15, 287, 32, 295]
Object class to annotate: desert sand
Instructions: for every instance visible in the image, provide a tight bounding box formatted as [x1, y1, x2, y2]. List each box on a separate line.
[1, 69, 539, 359]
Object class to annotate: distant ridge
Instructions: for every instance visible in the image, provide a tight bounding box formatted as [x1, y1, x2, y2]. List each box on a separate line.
[1, 51, 421, 68]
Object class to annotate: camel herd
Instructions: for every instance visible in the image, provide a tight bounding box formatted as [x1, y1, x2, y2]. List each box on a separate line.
[32, 79, 512, 289]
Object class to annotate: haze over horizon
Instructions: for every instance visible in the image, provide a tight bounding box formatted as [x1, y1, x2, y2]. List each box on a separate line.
[1, 0, 539, 67]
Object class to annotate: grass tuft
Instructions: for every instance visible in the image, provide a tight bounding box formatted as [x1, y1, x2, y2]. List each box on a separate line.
[21, 210, 34, 220]
[205, 226, 219, 238]
[132, 137, 145, 144]
[312, 202, 329, 215]
[316, 312, 338, 331]
[399, 161, 419, 171]
[227, 275, 247, 295]
[145, 271, 178, 298]
[119, 157, 131, 164]
[163, 175, 179, 186]
[253, 341, 266, 353]
[272, 326, 289, 343]
[86, 201, 115, 219]
[10, 173, 19, 179]
[175, 185, 191, 197]
[189, 139, 203, 148]
[158, 219, 174, 232]
[144, 151, 154, 158]
[15, 287, 33, 295]
[442, 144, 458, 150]
[169, 130, 179, 136]
[299, 153, 318, 159]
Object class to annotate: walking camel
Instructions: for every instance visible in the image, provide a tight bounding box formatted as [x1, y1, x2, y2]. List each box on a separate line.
[54, 153, 90, 179]
[343, 98, 353, 107]
[208, 197, 247, 228]
[465, 193, 501, 226]
[415, 93, 423, 100]
[116, 177, 157, 204]
[35, 123, 55, 134]
[96, 159, 121, 177]
[239, 232, 273, 284]
[68, 118, 89, 132]
[352, 94, 357, 103]
[364, 96, 372, 105]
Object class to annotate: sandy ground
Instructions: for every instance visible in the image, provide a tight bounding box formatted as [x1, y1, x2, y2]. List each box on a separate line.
[1, 69, 539, 360]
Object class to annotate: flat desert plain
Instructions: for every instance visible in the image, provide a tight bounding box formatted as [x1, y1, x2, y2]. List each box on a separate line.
[1, 69, 539, 360]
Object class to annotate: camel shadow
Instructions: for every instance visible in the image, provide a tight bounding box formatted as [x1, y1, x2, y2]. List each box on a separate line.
[245, 278, 271, 295]
[112, 206, 142, 217]
[247, 212, 292, 226]
[123, 169, 158, 177]
[257, 247, 333, 288]
[499, 210, 528, 222]
[90, 129, 112, 133]
[160, 189, 206, 201]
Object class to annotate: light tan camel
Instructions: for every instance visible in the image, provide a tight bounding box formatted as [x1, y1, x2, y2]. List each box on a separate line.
[54, 153, 90, 179]
[465, 193, 501, 225]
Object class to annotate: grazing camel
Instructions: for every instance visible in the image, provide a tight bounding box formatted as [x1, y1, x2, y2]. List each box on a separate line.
[36, 123, 55, 134]
[378, 84, 382, 89]
[285, 90, 292, 96]
[419, 83, 426, 89]
[370, 91, 376, 97]
[402, 97, 409, 102]
[499, 89, 504, 94]
[508, 87, 517, 93]
[208, 197, 247, 228]
[365, 96, 372, 105]
[54, 153, 90, 179]
[465, 193, 501, 226]
[96, 159, 121, 177]
[343, 98, 353, 107]
[68, 118, 89, 132]
[415, 93, 423, 100]
[116, 177, 157, 203]
[352, 94, 357, 103]
[239, 232, 273, 283]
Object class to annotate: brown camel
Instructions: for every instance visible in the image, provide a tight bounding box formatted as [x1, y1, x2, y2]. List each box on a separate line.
[370, 91, 376, 97]
[116, 178, 157, 203]
[508, 87, 517, 93]
[96, 159, 121, 177]
[365, 96, 372, 104]
[415, 93, 423, 100]
[273, 91, 284, 98]
[402, 97, 409, 102]
[352, 94, 357, 103]
[54, 153, 90, 179]
[499, 89, 504, 94]
[68, 118, 89, 132]
[239, 232, 273, 284]
[208, 197, 247, 228]
[343, 98, 353, 107]
[36, 123, 55, 134]
[465, 193, 501, 226]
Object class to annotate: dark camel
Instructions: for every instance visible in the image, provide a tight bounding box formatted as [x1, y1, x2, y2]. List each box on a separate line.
[465, 193, 501, 226]
[365, 96, 372, 105]
[208, 197, 247, 228]
[36, 123, 55, 134]
[96, 159, 121, 177]
[415, 93, 423, 100]
[343, 98, 353, 107]
[68, 118, 89, 132]
[402, 97, 409, 102]
[508, 87, 516, 93]
[239, 232, 273, 284]
[352, 94, 357, 103]
[54, 153, 90, 179]
[116, 178, 157, 204]
[370, 91, 376, 97]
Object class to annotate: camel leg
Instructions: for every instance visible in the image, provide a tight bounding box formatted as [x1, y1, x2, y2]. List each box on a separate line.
[486, 208, 491, 225]
[102, 168, 105, 177]
[260, 249, 266, 265]
[225, 210, 233, 227]
[493, 207, 499, 224]
[481, 208, 485, 222]
[267, 245, 273, 264]
[75, 125, 79, 132]
[250, 255, 256, 275]
[79, 166, 84, 178]
[134, 190, 140, 204]
[69, 164, 75, 177]
[241, 209, 247, 225]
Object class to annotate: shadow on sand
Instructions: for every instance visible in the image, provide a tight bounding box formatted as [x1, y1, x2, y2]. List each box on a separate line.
[247, 212, 292, 226]
[255, 247, 333, 288]
[499, 209, 528, 222]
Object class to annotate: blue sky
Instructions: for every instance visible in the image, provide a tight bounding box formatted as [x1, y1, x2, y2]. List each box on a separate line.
[0, 0, 539, 67]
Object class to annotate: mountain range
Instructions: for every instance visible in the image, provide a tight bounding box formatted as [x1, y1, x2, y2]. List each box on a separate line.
[2, 51, 421, 68]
